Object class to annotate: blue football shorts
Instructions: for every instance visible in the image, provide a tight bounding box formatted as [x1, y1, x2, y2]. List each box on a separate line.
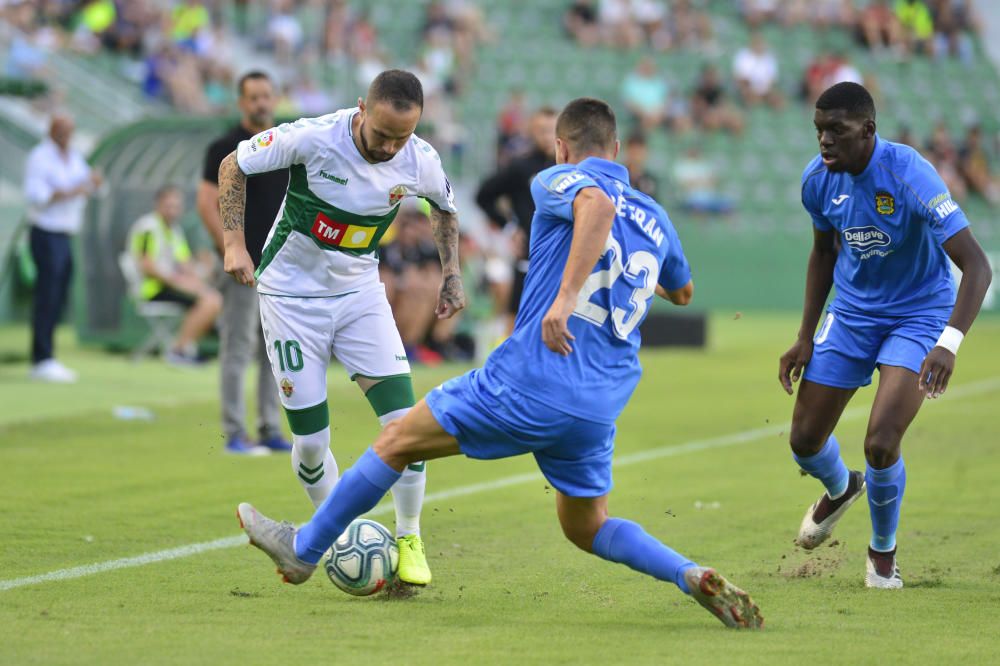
[425, 367, 615, 498]
[803, 307, 949, 389]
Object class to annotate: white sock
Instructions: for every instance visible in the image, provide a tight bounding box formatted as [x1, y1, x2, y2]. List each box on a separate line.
[379, 408, 425, 537]
[292, 427, 338, 508]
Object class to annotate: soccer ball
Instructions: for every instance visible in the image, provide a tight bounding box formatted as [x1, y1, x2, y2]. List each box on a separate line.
[324, 518, 399, 596]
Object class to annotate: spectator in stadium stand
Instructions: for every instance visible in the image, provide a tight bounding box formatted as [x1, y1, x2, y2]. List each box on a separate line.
[958, 124, 1000, 204]
[475, 106, 557, 328]
[380, 199, 463, 364]
[672, 145, 734, 217]
[22, 113, 102, 383]
[495, 89, 529, 165]
[856, 0, 905, 54]
[690, 63, 744, 135]
[598, 0, 642, 49]
[801, 50, 864, 104]
[925, 120, 968, 202]
[895, 0, 935, 56]
[126, 185, 221, 366]
[564, 0, 600, 47]
[622, 56, 691, 132]
[931, 0, 978, 64]
[197, 71, 291, 456]
[623, 132, 659, 200]
[733, 32, 784, 109]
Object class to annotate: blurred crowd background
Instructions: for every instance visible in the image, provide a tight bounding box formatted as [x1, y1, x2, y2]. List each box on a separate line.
[1, 0, 998, 366]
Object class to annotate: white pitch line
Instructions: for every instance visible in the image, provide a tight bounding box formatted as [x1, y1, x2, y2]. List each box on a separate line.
[2, 376, 998, 593]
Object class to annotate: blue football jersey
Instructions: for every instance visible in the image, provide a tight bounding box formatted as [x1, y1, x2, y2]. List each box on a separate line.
[484, 157, 691, 425]
[801, 135, 969, 316]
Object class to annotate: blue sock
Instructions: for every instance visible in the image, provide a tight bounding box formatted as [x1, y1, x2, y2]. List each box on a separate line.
[793, 434, 850, 498]
[866, 457, 905, 552]
[591, 518, 696, 594]
[294, 447, 401, 564]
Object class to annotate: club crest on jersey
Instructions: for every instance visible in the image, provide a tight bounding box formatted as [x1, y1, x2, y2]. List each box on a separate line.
[874, 191, 894, 215]
[389, 184, 407, 206]
[280, 378, 294, 397]
[255, 129, 275, 149]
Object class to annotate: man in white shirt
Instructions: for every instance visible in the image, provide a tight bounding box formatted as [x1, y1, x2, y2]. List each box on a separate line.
[733, 32, 784, 109]
[23, 113, 102, 383]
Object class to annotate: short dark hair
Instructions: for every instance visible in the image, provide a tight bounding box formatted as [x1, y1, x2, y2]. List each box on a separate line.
[816, 82, 876, 121]
[237, 70, 272, 96]
[556, 97, 617, 153]
[367, 69, 424, 112]
[155, 183, 181, 200]
[535, 105, 558, 118]
[625, 131, 647, 147]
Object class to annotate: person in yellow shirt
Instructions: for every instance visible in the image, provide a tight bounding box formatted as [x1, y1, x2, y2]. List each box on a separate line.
[129, 185, 221, 365]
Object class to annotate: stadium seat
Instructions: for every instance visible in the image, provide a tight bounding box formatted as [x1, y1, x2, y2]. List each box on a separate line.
[117, 252, 184, 361]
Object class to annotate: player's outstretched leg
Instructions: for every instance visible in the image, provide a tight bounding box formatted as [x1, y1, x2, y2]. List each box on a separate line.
[558, 494, 763, 629]
[794, 436, 867, 549]
[237, 502, 316, 584]
[789, 381, 865, 549]
[238, 400, 460, 584]
[368, 378, 431, 585]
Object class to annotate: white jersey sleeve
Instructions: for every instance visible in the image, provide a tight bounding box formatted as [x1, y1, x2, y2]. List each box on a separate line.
[236, 120, 313, 176]
[412, 136, 458, 214]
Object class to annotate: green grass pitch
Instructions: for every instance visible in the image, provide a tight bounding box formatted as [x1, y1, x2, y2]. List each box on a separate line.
[1, 313, 998, 664]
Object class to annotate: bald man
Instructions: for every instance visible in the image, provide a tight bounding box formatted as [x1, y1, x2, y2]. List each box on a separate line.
[23, 114, 102, 382]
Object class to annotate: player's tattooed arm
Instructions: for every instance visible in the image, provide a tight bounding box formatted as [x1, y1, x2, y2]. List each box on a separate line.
[430, 207, 466, 319]
[218, 151, 255, 286]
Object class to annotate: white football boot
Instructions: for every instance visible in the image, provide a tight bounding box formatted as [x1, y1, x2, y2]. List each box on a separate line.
[683, 567, 764, 629]
[865, 548, 903, 589]
[796, 470, 866, 549]
[237, 502, 316, 584]
[30, 359, 77, 383]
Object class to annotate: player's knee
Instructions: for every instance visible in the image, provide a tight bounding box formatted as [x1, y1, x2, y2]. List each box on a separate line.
[560, 520, 598, 553]
[864, 427, 902, 468]
[373, 420, 415, 466]
[293, 427, 329, 458]
[788, 423, 826, 457]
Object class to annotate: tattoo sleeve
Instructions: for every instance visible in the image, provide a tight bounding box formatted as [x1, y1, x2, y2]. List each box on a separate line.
[429, 207, 461, 276]
[218, 151, 247, 234]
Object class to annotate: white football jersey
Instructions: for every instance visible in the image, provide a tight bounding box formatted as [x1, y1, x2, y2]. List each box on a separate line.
[236, 108, 457, 297]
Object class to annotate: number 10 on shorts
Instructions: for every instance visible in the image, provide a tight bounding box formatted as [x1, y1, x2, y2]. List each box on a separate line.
[273, 339, 304, 372]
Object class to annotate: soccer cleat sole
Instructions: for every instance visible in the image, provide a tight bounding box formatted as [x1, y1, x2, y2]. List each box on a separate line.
[796, 475, 866, 550]
[686, 568, 764, 630]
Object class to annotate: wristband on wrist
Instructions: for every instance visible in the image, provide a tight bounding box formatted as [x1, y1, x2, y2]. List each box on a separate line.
[935, 325, 964, 355]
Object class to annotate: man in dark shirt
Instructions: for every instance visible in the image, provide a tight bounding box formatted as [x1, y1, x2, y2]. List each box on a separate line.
[197, 70, 291, 456]
[475, 107, 556, 327]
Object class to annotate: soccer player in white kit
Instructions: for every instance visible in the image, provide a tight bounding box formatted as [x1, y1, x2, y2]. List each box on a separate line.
[217, 70, 465, 585]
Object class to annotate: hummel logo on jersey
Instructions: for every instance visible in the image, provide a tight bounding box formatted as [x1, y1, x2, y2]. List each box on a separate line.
[319, 170, 348, 185]
[832, 194, 850, 205]
[550, 172, 585, 194]
[934, 198, 959, 220]
[843, 226, 891, 251]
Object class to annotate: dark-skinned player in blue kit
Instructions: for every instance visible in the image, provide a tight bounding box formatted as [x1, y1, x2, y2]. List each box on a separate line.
[236, 97, 764, 629]
[780, 82, 992, 588]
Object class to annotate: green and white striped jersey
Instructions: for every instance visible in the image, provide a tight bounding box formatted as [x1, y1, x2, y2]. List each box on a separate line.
[236, 108, 456, 297]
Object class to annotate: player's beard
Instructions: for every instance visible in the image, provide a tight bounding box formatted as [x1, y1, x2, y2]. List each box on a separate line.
[359, 120, 393, 163]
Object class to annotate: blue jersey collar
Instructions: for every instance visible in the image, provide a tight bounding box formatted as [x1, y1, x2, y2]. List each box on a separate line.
[577, 156, 630, 184]
[851, 134, 885, 181]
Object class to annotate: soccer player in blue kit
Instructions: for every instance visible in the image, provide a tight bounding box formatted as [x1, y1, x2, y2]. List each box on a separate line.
[779, 83, 992, 588]
[237, 98, 764, 629]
